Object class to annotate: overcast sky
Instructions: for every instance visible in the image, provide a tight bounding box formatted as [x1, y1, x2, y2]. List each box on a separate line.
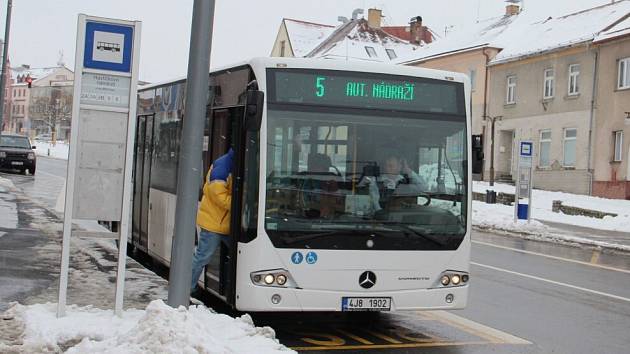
[1, 0, 612, 83]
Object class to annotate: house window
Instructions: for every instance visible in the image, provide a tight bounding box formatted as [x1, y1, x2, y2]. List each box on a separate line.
[386, 49, 397, 60]
[365, 46, 377, 58]
[563, 128, 577, 167]
[280, 40, 286, 57]
[619, 57, 630, 89]
[614, 131, 623, 162]
[506, 75, 516, 104]
[12, 90, 15, 97]
[539, 130, 552, 167]
[543, 68, 554, 99]
[469, 69, 477, 91]
[568, 64, 580, 95]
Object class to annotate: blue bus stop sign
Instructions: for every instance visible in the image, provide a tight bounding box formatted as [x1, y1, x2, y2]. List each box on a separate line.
[84, 21, 134, 73]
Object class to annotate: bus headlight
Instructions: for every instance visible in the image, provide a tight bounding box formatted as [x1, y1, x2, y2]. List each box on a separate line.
[436, 271, 469, 288]
[250, 269, 296, 288]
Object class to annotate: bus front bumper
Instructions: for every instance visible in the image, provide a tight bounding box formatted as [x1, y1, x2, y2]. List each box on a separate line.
[235, 284, 469, 312]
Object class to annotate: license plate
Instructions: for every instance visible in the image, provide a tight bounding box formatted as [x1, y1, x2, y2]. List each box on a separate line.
[11, 161, 23, 166]
[342, 297, 391, 311]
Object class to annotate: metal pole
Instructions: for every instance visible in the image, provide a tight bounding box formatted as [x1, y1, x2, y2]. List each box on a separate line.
[0, 0, 12, 132]
[167, 0, 216, 308]
[489, 117, 496, 186]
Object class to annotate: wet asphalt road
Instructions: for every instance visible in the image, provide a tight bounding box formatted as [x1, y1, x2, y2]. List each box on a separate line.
[1, 156, 630, 353]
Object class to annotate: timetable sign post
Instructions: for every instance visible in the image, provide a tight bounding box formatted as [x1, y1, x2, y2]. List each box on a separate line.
[515, 141, 533, 222]
[58, 14, 142, 318]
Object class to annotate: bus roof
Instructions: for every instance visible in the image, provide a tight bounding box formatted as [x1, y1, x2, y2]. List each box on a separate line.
[138, 57, 468, 92]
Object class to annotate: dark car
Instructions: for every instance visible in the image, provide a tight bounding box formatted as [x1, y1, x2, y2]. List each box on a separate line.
[0, 134, 37, 175]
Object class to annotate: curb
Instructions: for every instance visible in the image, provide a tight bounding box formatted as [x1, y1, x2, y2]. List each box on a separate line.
[473, 225, 630, 254]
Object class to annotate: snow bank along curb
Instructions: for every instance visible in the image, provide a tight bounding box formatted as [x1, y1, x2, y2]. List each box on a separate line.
[2, 300, 294, 354]
[472, 181, 630, 234]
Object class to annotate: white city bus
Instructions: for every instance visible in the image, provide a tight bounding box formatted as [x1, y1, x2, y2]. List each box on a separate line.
[131, 57, 471, 312]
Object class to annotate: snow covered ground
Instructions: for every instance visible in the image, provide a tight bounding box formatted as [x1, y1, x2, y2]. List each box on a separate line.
[33, 141, 69, 160]
[1, 300, 293, 354]
[473, 181, 630, 232]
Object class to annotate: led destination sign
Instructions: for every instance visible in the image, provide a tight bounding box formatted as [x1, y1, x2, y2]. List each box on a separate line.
[270, 70, 464, 115]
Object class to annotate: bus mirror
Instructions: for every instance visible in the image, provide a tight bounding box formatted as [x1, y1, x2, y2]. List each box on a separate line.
[245, 90, 264, 131]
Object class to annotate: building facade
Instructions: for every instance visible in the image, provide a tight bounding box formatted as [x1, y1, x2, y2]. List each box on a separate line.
[7, 65, 74, 138]
[487, 46, 596, 194]
[591, 20, 630, 199]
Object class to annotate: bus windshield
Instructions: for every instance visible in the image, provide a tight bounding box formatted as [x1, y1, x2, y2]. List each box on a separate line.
[264, 88, 467, 251]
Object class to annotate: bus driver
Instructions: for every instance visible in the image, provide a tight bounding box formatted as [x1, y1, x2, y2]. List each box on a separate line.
[365, 153, 427, 213]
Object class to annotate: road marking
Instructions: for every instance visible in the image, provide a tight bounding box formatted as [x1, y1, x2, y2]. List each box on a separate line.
[472, 240, 630, 274]
[362, 329, 403, 344]
[472, 262, 630, 303]
[590, 250, 600, 264]
[291, 340, 490, 351]
[334, 328, 373, 345]
[421, 310, 530, 345]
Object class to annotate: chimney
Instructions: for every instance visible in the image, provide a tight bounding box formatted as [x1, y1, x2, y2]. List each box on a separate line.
[368, 8, 382, 29]
[409, 16, 426, 45]
[505, 4, 520, 16]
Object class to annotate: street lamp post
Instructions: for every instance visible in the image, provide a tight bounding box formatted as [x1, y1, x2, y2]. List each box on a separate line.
[483, 115, 502, 186]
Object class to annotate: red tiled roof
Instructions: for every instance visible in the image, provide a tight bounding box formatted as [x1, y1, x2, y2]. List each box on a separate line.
[382, 26, 410, 41]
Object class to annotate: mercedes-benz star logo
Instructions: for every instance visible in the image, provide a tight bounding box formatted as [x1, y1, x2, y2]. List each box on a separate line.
[359, 271, 376, 289]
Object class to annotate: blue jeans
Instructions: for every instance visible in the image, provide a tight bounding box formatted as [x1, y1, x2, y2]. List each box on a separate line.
[191, 229, 229, 292]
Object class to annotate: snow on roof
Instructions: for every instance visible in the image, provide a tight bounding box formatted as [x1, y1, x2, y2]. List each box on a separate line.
[594, 14, 630, 43]
[397, 0, 630, 65]
[11, 67, 55, 80]
[491, 0, 630, 64]
[284, 18, 336, 57]
[306, 19, 419, 63]
[396, 14, 519, 64]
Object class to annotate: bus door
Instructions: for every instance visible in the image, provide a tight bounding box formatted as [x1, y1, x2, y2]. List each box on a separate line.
[203, 107, 239, 299]
[132, 113, 155, 251]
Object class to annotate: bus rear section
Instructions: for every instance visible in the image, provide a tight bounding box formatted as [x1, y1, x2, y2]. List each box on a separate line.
[234, 63, 471, 312]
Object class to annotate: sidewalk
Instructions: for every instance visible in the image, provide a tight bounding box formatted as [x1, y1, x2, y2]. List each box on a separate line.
[0, 176, 168, 349]
[0, 176, 290, 353]
[472, 181, 630, 253]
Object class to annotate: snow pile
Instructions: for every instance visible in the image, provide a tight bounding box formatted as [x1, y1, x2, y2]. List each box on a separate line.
[473, 181, 630, 233]
[7, 300, 292, 354]
[472, 200, 549, 235]
[33, 141, 69, 160]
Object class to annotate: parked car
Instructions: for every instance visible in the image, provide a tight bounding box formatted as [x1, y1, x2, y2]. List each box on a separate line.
[33, 133, 52, 141]
[0, 134, 37, 175]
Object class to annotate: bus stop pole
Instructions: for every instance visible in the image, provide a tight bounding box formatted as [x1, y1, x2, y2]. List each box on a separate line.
[167, 0, 216, 308]
[0, 0, 12, 131]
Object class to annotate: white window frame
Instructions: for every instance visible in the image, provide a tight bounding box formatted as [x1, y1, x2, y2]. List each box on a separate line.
[539, 130, 552, 167]
[543, 68, 555, 99]
[619, 57, 630, 90]
[506, 75, 516, 104]
[614, 130, 623, 162]
[568, 64, 580, 95]
[385, 49, 397, 60]
[563, 128, 577, 167]
[365, 46, 377, 58]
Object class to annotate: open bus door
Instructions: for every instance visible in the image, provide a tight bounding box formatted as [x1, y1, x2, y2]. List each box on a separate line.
[225, 89, 264, 306]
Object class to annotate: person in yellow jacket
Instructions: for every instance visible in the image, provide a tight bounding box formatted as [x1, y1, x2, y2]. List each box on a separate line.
[191, 148, 234, 292]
